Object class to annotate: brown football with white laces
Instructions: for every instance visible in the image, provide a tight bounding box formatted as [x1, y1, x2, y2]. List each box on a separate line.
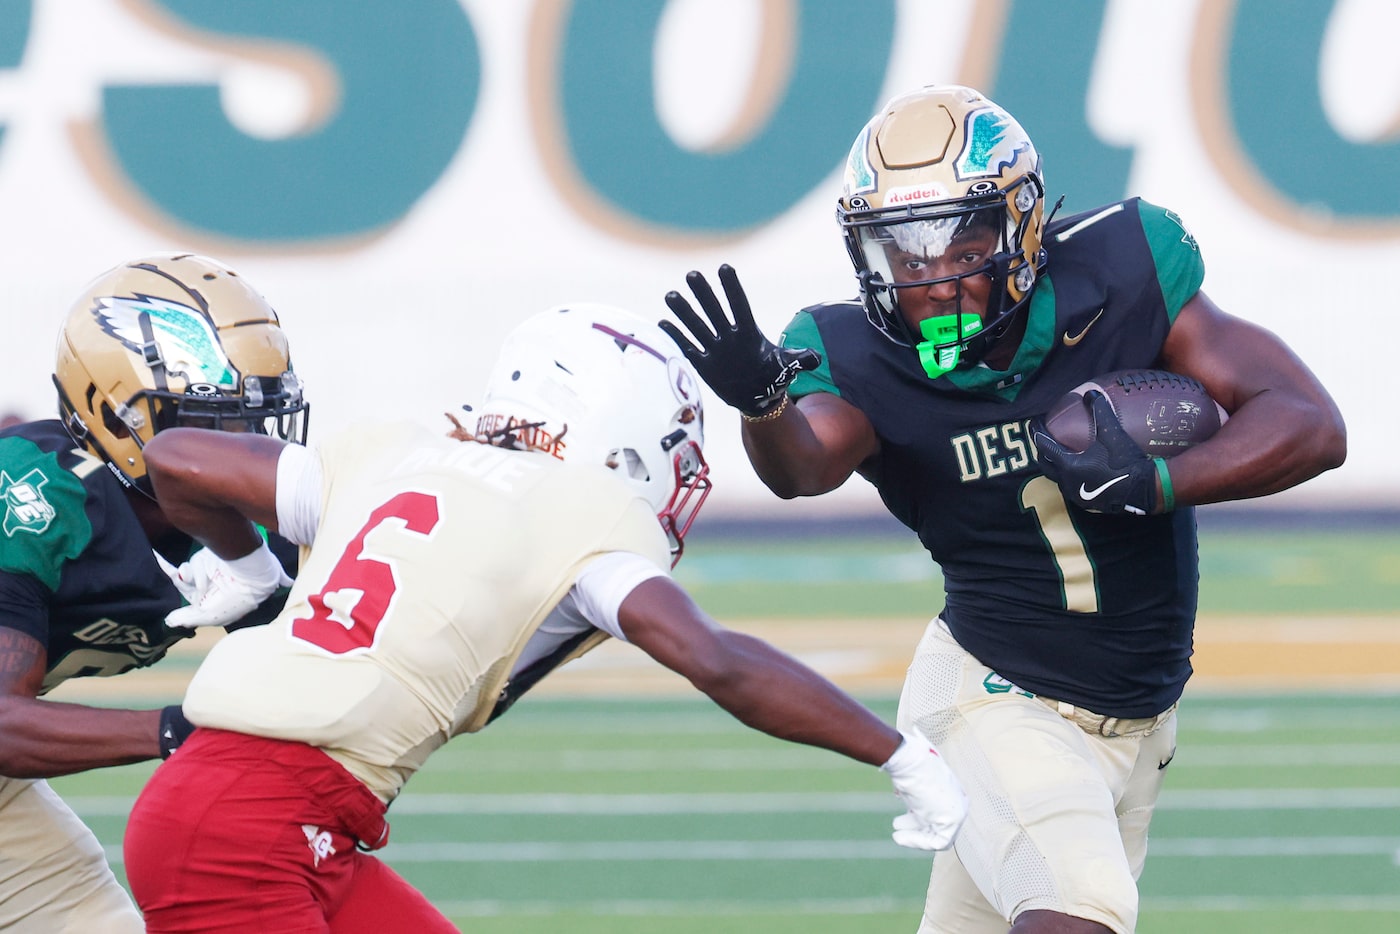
[1041, 369, 1226, 456]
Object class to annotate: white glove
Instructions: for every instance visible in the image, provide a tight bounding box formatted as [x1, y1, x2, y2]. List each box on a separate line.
[156, 542, 292, 629]
[881, 727, 968, 851]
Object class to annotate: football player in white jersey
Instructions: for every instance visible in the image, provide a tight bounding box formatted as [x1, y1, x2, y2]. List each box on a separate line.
[123, 304, 967, 933]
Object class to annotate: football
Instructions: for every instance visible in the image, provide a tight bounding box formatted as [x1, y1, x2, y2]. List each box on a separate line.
[1040, 369, 1226, 456]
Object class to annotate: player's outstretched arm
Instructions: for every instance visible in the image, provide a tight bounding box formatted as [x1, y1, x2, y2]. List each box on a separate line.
[617, 576, 966, 849]
[0, 626, 173, 776]
[741, 391, 880, 499]
[619, 575, 895, 762]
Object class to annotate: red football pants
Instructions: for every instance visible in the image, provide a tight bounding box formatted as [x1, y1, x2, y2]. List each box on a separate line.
[124, 728, 459, 933]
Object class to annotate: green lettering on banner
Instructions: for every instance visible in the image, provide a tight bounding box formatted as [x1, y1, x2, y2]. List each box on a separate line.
[555, 0, 895, 234]
[99, 0, 479, 242]
[0, 0, 33, 148]
[1227, 0, 1400, 221]
[983, 0, 1131, 214]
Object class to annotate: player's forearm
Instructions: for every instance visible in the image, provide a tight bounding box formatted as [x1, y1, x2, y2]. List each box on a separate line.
[0, 699, 159, 777]
[145, 429, 285, 557]
[740, 410, 852, 499]
[1165, 390, 1346, 508]
[689, 630, 901, 767]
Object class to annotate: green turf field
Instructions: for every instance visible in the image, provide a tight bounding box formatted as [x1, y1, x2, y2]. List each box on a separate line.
[48, 525, 1400, 932]
[673, 525, 1400, 618]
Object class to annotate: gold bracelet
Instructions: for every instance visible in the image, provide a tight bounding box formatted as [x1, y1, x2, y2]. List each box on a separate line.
[741, 394, 789, 424]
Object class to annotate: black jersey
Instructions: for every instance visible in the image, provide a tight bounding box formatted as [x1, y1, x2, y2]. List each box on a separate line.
[0, 419, 294, 694]
[783, 199, 1206, 717]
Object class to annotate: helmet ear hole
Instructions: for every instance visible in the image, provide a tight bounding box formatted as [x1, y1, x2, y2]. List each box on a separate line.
[606, 448, 651, 483]
[474, 303, 710, 564]
[100, 402, 130, 439]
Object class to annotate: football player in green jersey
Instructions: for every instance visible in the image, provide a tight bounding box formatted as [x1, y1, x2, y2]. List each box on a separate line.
[662, 85, 1345, 934]
[0, 253, 307, 932]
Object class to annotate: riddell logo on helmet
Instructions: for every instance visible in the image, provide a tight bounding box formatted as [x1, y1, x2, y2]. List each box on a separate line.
[884, 183, 950, 205]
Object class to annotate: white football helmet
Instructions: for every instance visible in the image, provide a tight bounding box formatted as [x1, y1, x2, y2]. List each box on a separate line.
[473, 303, 710, 565]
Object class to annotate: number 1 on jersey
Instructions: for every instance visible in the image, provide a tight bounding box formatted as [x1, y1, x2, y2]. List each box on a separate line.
[1020, 475, 1099, 614]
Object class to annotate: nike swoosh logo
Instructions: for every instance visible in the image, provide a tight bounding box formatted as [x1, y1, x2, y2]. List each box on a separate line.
[1158, 751, 1176, 770]
[1079, 474, 1130, 500]
[1062, 308, 1104, 346]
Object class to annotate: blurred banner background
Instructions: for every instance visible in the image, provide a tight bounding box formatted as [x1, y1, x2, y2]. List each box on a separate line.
[0, 0, 1394, 518]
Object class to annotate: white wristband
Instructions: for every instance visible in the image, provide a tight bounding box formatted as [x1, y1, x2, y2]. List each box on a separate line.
[881, 730, 931, 776]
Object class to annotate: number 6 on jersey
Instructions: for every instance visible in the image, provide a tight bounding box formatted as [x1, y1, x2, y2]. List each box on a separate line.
[292, 491, 441, 654]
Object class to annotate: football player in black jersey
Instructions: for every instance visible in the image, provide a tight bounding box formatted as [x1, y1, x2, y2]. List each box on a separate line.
[662, 85, 1345, 934]
[0, 253, 308, 931]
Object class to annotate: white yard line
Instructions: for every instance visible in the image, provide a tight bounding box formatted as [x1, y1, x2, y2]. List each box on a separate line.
[423, 894, 1400, 916]
[101, 835, 1400, 865]
[69, 787, 1400, 817]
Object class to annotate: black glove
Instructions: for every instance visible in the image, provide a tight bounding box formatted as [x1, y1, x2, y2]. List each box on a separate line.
[158, 704, 196, 759]
[661, 264, 821, 418]
[1031, 390, 1162, 516]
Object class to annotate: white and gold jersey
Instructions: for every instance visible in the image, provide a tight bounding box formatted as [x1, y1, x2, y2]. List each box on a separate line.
[182, 421, 671, 801]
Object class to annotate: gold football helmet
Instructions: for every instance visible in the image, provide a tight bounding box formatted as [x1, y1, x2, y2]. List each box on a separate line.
[838, 84, 1046, 377]
[53, 253, 309, 496]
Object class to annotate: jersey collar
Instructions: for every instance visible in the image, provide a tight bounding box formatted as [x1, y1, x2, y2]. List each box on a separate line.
[941, 280, 1055, 399]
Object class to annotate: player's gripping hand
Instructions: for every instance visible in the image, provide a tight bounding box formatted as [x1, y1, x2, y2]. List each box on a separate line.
[880, 727, 968, 851]
[661, 264, 820, 418]
[1031, 390, 1162, 516]
[156, 541, 292, 629]
[158, 705, 195, 759]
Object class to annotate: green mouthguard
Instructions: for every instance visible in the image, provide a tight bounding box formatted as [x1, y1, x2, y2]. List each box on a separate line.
[916, 314, 983, 378]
